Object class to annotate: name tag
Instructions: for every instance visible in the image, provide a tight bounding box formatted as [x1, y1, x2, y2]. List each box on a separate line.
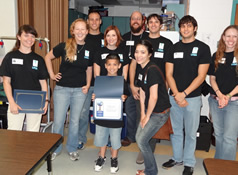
[174, 52, 184, 59]
[12, 58, 23, 65]
[154, 52, 164, 58]
[218, 57, 226, 64]
[138, 74, 143, 81]
[126, 41, 134, 46]
[101, 53, 109, 60]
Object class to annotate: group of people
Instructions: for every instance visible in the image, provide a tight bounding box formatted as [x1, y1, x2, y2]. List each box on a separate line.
[0, 9, 237, 175]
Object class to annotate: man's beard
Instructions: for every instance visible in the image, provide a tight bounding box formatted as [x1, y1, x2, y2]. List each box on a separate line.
[130, 24, 143, 33]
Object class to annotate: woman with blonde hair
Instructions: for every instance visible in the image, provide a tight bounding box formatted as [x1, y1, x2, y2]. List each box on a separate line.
[208, 25, 238, 160]
[45, 18, 94, 161]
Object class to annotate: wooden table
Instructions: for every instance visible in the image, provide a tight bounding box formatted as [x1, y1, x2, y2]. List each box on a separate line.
[0, 129, 63, 175]
[203, 158, 238, 175]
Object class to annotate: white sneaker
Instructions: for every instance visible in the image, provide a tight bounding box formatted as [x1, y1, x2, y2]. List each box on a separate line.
[110, 157, 119, 173]
[94, 156, 106, 172]
[51, 152, 58, 161]
[69, 151, 79, 161]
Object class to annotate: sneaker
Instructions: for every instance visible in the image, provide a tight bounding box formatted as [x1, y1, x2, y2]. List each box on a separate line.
[110, 157, 119, 173]
[136, 151, 144, 164]
[69, 151, 79, 161]
[162, 159, 183, 169]
[77, 142, 85, 150]
[183, 166, 194, 175]
[94, 156, 106, 172]
[51, 152, 58, 161]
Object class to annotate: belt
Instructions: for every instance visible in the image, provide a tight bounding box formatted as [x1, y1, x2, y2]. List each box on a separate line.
[210, 94, 238, 101]
[154, 108, 170, 114]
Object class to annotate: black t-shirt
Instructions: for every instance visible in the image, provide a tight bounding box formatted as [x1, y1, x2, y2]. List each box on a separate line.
[142, 35, 173, 75]
[85, 33, 104, 86]
[94, 79, 130, 128]
[137, 61, 171, 113]
[93, 46, 129, 76]
[53, 42, 94, 87]
[166, 39, 211, 97]
[0, 50, 49, 91]
[122, 31, 149, 84]
[208, 51, 238, 96]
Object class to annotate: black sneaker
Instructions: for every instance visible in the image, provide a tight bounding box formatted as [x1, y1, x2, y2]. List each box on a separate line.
[110, 157, 119, 173]
[183, 166, 194, 175]
[94, 156, 106, 172]
[162, 159, 183, 169]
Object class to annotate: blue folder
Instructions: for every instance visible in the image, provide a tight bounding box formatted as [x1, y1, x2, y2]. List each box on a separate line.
[93, 76, 124, 120]
[14, 89, 46, 113]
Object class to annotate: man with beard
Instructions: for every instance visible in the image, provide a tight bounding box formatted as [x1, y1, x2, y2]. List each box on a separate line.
[121, 11, 148, 164]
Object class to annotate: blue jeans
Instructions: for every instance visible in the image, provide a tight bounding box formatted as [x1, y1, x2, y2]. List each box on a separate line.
[53, 85, 86, 153]
[94, 125, 122, 150]
[78, 86, 94, 144]
[209, 96, 238, 160]
[125, 87, 141, 142]
[170, 96, 201, 167]
[136, 112, 169, 175]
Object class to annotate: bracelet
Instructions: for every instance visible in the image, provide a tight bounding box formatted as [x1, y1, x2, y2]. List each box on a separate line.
[183, 91, 187, 97]
[215, 89, 219, 93]
[45, 99, 50, 102]
[226, 93, 232, 98]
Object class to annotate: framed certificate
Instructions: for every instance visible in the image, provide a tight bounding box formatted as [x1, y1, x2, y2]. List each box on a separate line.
[93, 98, 122, 120]
[14, 89, 46, 113]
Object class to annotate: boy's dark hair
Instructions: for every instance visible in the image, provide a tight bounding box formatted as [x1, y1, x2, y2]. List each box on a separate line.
[88, 10, 102, 19]
[178, 15, 198, 36]
[147, 13, 163, 25]
[105, 53, 120, 64]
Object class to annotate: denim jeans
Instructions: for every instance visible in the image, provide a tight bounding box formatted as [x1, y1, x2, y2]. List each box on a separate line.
[125, 86, 141, 142]
[136, 112, 169, 175]
[209, 96, 238, 160]
[78, 86, 94, 144]
[53, 85, 86, 153]
[170, 96, 201, 167]
[94, 125, 122, 150]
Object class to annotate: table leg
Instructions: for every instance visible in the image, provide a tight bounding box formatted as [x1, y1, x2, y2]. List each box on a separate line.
[47, 154, 52, 175]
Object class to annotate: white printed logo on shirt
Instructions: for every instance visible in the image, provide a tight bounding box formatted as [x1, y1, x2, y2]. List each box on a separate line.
[12, 58, 23, 65]
[174, 52, 184, 59]
[101, 39, 104, 47]
[158, 43, 164, 52]
[191, 47, 199, 56]
[138, 74, 143, 81]
[84, 50, 89, 59]
[119, 54, 123, 62]
[32, 60, 38, 70]
[231, 57, 237, 66]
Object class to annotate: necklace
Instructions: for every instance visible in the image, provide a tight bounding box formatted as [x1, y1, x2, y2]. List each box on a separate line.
[77, 44, 85, 54]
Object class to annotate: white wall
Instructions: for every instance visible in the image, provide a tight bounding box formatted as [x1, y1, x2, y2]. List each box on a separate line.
[0, 0, 18, 57]
[189, 0, 233, 116]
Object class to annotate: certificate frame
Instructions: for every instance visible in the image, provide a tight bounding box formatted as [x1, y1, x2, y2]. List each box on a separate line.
[93, 98, 122, 120]
[14, 89, 46, 113]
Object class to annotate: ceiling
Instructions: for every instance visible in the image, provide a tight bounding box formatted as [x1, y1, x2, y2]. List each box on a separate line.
[75, 0, 182, 7]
